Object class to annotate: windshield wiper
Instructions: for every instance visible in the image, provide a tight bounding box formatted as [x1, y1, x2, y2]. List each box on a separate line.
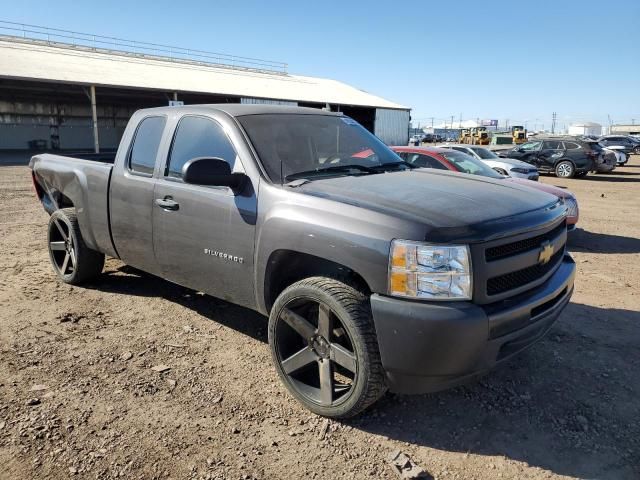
[284, 164, 378, 182]
[370, 161, 415, 171]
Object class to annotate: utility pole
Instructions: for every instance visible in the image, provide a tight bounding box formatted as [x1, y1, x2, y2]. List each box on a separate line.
[632, 119, 636, 125]
[450, 115, 454, 128]
[551, 112, 557, 134]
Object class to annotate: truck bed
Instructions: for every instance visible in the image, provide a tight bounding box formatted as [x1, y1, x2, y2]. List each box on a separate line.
[29, 153, 117, 258]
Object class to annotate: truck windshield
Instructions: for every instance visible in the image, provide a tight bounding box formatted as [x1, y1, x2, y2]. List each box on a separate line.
[237, 114, 409, 183]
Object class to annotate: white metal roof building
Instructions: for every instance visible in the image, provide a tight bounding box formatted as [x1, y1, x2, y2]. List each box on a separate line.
[0, 22, 410, 151]
[568, 122, 602, 136]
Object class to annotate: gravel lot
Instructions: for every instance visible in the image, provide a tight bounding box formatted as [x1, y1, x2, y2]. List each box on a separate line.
[1, 156, 639, 480]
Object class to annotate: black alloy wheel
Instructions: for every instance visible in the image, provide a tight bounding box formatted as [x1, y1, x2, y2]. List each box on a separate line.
[47, 208, 104, 285]
[268, 277, 386, 418]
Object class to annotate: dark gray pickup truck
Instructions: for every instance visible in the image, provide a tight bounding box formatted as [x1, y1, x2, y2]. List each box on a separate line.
[30, 105, 575, 417]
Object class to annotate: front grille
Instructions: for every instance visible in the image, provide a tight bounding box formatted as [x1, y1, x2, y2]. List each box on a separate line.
[487, 248, 564, 296]
[485, 221, 566, 262]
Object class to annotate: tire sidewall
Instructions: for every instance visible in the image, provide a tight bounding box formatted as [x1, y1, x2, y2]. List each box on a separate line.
[47, 210, 79, 283]
[268, 282, 374, 417]
[555, 160, 574, 178]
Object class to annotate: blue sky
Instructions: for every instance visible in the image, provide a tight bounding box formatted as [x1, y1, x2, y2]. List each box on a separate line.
[2, 0, 638, 129]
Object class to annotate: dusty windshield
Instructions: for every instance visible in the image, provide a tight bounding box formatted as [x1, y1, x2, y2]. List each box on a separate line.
[238, 113, 409, 183]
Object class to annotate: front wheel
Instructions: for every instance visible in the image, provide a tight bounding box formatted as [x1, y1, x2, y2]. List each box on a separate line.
[555, 160, 575, 178]
[47, 208, 104, 285]
[268, 277, 386, 418]
[634, 146, 640, 154]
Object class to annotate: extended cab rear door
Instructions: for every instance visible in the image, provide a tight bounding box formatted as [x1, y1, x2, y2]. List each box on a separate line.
[152, 112, 258, 309]
[109, 114, 169, 277]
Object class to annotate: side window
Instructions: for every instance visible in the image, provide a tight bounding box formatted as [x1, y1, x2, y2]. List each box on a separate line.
[520, 141, 542, 151]
[543, 140, 562, 149]
[451, 147, 467, 153]
[563, 142, 581, 150]
[129, 116, 166, 175]
[411, 154, 447, 170]
[166, 116, 237, 179]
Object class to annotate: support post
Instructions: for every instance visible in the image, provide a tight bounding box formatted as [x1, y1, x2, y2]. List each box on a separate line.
[90, 85, 99, 153]
[173, 92, 178, 101]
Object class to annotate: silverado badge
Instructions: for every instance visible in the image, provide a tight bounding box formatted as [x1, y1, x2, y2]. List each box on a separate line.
[538, 241, 554, 265]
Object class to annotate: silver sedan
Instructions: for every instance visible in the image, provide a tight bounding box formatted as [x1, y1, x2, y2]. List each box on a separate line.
[440, 144, 539, 180]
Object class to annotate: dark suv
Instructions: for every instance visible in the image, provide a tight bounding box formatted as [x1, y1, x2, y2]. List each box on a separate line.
[598, 135, 640, 155]
[503, 138, 596, 178]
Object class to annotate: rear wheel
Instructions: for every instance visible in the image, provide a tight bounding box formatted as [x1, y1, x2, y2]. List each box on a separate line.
[47, 208, 104, 285]
[634, 145, 640, 154]
[555, 161, 575, 178]
[268, 277, 386, 418]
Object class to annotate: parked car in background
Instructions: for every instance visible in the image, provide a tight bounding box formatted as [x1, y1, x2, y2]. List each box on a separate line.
[598, 135, 640, 155]
[602, 146, 629, 165]
[440, 144, 539, 180]
[502, 138, 596, 178]
[391, 146, 579, 229]
[584, 141, 617, 173]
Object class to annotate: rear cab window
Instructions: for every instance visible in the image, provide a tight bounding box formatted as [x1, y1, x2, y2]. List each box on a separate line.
[128, 116, 167, 175]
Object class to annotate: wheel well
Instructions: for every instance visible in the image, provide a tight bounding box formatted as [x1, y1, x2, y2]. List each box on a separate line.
[264, 250, 371, 312]
[554, 158, 574, 168]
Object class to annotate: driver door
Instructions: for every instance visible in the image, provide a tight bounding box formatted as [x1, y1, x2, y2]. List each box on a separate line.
[537, 140, 564, 169]
[152, 114, 257, 308]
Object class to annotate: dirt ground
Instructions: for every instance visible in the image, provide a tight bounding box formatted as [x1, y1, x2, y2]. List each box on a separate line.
[1, 155, 639, 480]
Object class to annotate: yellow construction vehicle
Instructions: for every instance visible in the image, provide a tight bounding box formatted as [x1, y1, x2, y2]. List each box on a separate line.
[468, 127, 490, 145]
[458, 129, 470, 144]
[512, 126, 527, 144]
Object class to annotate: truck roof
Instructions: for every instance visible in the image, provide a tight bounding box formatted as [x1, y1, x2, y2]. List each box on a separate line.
[135, 104, 344, 117]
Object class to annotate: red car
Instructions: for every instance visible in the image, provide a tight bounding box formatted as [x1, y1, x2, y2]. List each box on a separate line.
[392, 146, 579, 230]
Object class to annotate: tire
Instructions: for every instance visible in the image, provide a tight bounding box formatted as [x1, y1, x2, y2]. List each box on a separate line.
[634, 146, 640, 155]
[555, 160, 575, 178]
[268, 277, 386, 418]
[47, 208, 104, 285]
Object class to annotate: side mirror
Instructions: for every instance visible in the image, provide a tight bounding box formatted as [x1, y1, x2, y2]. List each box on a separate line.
[182, 157, 246, 190]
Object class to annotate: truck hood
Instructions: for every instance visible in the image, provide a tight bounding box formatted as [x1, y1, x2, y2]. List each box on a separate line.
[295, 169, 564, 242]
[505, 177, 574, 200]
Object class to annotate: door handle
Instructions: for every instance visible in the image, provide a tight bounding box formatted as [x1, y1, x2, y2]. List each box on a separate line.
[155, 197, 179, 211]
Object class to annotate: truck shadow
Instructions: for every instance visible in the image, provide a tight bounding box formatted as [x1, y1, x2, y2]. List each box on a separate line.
[86, 267, 639, 479]
[347, 302, 640, 480]
[568, 228, 640, 253]
[580, 171, 640, 183]
[91, 264, 269, 343]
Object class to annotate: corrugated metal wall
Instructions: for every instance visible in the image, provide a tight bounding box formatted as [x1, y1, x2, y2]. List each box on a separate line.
[241, 97, 298, 106]
[374, 109, 410, 146]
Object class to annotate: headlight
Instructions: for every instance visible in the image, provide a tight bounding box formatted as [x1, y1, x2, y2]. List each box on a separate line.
[389, 240, 472, 300]
[565, 197, 578, 217]
[510, 167, 530, 174]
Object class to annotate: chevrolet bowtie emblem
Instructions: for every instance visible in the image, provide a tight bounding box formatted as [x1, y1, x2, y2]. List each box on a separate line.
[538, 241, 554, 265]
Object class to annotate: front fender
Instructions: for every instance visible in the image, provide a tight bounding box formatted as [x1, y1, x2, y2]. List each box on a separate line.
[253, 186, 424, 313]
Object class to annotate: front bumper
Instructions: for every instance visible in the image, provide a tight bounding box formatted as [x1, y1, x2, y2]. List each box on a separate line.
[370, 255, 576, 394]
[510, 171, 539, 181]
